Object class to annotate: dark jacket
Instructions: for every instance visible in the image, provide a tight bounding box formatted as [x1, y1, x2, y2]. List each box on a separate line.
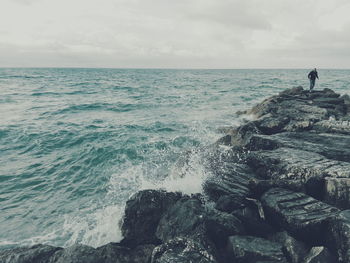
[308, 70, 319, 80]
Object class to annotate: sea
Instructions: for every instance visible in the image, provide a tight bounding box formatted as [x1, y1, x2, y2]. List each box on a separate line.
[0, 68, 349, 250]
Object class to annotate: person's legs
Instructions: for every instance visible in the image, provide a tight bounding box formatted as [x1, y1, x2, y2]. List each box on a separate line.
[310, 79, 315, 90]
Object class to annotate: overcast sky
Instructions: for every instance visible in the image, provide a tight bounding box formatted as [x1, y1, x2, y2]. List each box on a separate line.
[1, 0, 350, 68]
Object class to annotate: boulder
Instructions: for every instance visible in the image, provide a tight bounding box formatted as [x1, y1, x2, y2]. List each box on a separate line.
[151, 238, 217, 263]
[254, 115, 290, 135]
[340, 94, 350, 114]
[229, 122, 262, 146]
[95, 243, 130, 263]
[121, 189, 182, 247]
[261, 188, 339, 245]
[215, 134, 232, 146]
[204, 209, 244, 248]
[0, 243, 154, 263]
[269, 231, 309, 263]
[237, 87, 350, 140]
[95, 242, 155, 263]
[249, 92, 328, 130]
[155, 197, 206, 243]
[233, 206, 276, 238]
[215, 194, 246, 212]
[247, 147, 350, 183]
[245, 132, 350, 163]
[226, 235, 287, 263]
[327, 210, 350, 262]
[303, 246, 336, 263]
[324, 177, 350, 209]
[313, 120, 350, 135]
[48, 244, 104, 263]
[249, 178, 306, 198]
[155, 196, 244, 255]
[0, 244, 62, 263]
[203, 162, 256, 203]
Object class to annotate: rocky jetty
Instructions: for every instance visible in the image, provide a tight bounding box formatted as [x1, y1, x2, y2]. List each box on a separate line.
[2, 86, 350, 263]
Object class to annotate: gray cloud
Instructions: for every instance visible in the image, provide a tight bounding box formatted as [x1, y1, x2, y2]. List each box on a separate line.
[0, 0, 349, 68]
[184, 0, 271, 30]
[11, 0, 42, 5]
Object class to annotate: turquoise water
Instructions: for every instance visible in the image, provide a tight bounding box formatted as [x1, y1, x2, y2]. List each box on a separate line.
[0, 68, 349, 249]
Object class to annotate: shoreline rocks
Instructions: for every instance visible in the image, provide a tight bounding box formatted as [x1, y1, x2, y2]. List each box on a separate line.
[2, 87, 350, 262]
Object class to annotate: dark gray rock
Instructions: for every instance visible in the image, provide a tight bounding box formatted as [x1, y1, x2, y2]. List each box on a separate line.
[327, 210, 350, 263]
[249, 178, 306, 197]
[155, 197, 206, 243]
[233, 206, 276, 238]
[226, 235, 287, 263]
[0, 244, 62, 263]
[261, 188, 339, 245]
[254, 115, 290, 135]
[248, 87, 344, 121]
[231, 87, 349, 142]
[302, 247, 336, 263]
[324, 177, 350, 209]
[215, 134, 232, 146]
[129, 244, 155, 263]
[204, 209, 244, 248]
[203, 162, 256, 203]
[245, 132, 350, 163]
[313, 120, 350, 135]
[249, 92, 328, 133]
[214, 194, 246, 212]
[0, 243, 154, 263]
[95, 242, 155, 263]
[95, 243, 130, 263]
[341, 94, 350, 114]
[219, 87, 350, 152]
[247, 148, 350, 182]
[121, 189, 182, 247]
[151, 238, 217, 263]
[228, 121, 262, 146]
[48, 244, 103, 263]
[269, 231, 309, 263]
[156, 196, 244, 248]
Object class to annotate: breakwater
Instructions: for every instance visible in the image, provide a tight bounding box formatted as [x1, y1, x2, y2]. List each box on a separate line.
[2, 86, 350, 263]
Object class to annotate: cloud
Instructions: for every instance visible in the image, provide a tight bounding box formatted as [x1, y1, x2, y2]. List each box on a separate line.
[11, 0, 42, 5]
[184, 0, 271, 30]
[0, 0, 350, 68]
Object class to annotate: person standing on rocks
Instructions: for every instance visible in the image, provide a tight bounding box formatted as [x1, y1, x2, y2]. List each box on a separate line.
[308, 68, 319, 91]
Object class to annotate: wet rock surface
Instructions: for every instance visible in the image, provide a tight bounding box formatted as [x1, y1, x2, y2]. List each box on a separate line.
[268, 231, 309, 263]
[3, 87, 350, 263]
[0, 243, 155, 263]
[226, 235, 287, 263]
[120, 189, 182, 247]
[151, 238, 218, 263]
[324, 177, 350, 209]
[327, 210, 350, 263]
[0, 244, 62, 263]
[261, 188, 339, 245]
[303, 246, 336, 263]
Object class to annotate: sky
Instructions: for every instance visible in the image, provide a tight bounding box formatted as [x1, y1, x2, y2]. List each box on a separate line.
[1, 0, 350, 68]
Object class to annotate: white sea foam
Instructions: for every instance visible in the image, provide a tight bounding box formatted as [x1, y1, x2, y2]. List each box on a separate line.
[145, 150, 210, 195]
[61, 166, 141, 248]
[62, 205, 123, 248]
[61, 147, 211, 248]
[0, 231, 60, 249]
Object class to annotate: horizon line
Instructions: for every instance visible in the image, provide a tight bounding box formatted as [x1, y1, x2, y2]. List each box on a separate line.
[1, 66, 350, 70]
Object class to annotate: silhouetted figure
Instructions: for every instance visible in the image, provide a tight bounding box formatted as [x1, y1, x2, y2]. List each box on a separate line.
[308, 68, 319, 91]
